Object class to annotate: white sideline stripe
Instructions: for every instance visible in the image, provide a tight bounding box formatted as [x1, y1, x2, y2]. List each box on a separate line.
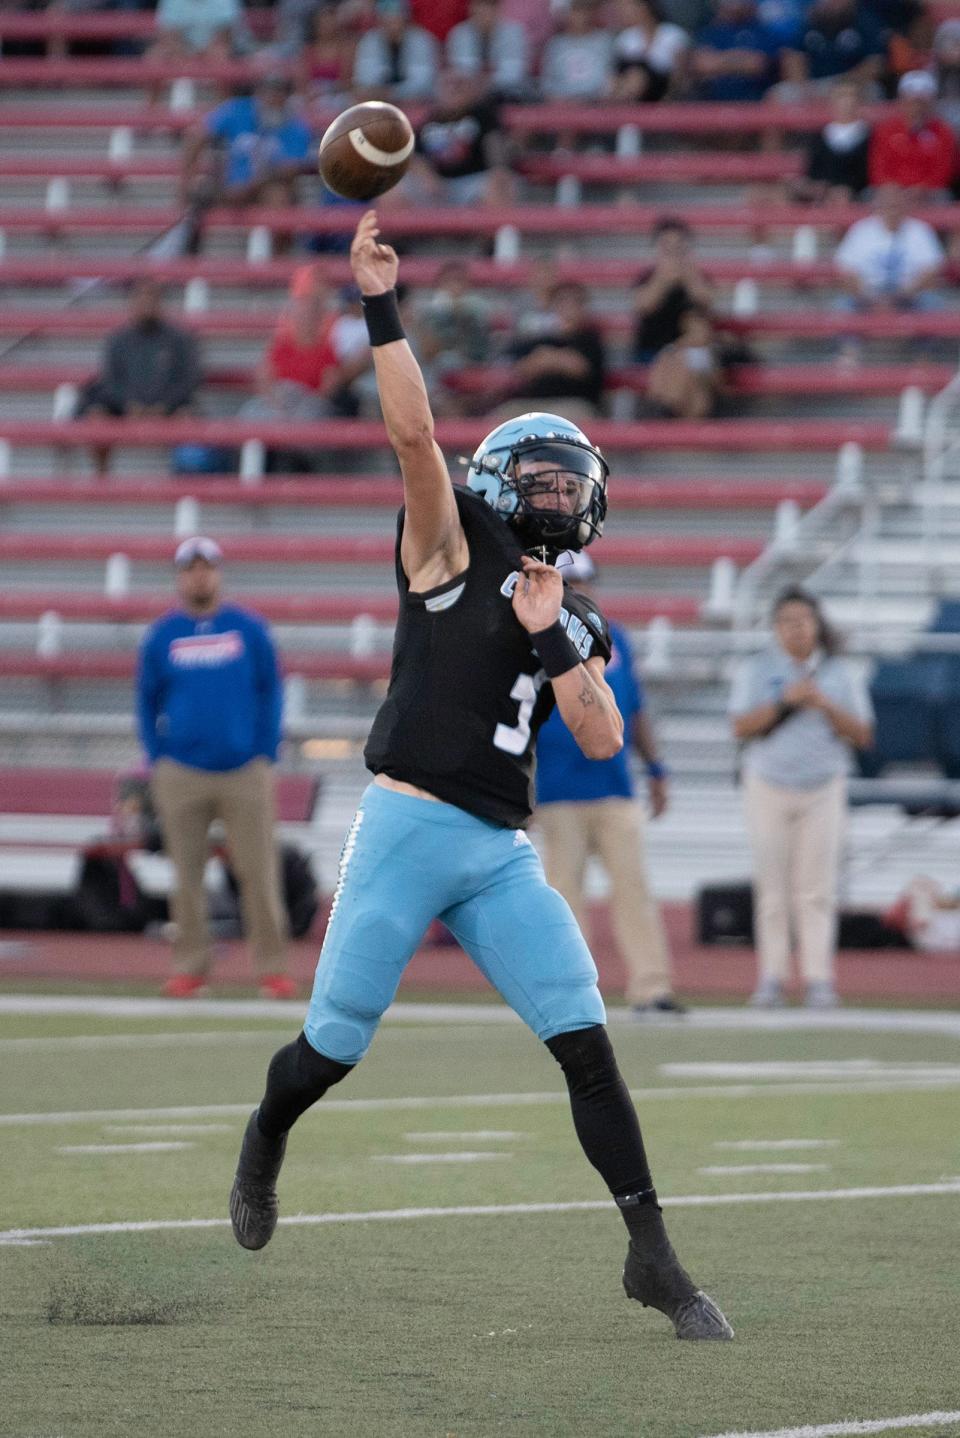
[372, 1152, 510, 1164]
[662, 1061, 960, 1081]
[714, 1140, 841, 1151]
[5, 1076, 960, 1129]
[0, 1030, 282, 1053]
[403, 1131, 525, 1141]
[698, 1411, 960, 1438]
[2, 996, 960, 1041]
[699, 1164, 830, 1176]
[57, 1141, 195, 1154]
[103, 1124, 233, 1136]
[2, 1181, 959, 1245]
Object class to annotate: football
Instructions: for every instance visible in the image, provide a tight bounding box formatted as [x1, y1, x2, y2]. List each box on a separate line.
[318, 101, 415, 201]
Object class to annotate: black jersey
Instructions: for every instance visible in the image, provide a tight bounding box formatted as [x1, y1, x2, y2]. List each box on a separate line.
[364, 486, 612, 828]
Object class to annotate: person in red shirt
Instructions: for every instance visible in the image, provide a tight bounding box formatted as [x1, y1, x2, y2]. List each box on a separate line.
[239, 266, 344, 471]
[869, 69, 958, 198]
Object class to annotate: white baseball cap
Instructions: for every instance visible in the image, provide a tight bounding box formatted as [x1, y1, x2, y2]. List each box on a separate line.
[898, 70, 936, 99]
[174, 536, 223, 568]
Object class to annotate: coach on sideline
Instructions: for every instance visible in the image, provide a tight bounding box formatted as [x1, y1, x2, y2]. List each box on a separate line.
[137, 536, 294, 1001]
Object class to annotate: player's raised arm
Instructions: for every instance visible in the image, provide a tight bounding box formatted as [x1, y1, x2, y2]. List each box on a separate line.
[349, 211, 468, 588]
[513, 555, 623, 760]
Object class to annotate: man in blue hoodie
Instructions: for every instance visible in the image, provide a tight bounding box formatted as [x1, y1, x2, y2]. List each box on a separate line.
[137, 536, 293, 999]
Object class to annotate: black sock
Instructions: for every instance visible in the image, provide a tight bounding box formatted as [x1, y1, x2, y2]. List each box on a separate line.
[256, 1031, 354, 1140]
[545, 1025, 655, 1204]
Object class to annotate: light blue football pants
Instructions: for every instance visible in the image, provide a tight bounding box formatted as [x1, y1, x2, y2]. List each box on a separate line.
[304, 783, 606, 1064]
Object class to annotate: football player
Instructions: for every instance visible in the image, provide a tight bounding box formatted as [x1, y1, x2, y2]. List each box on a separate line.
[230, 211, 733, 1341]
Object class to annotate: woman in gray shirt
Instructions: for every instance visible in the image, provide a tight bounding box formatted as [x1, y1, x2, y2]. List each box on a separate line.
[728, 587, 874, 1008]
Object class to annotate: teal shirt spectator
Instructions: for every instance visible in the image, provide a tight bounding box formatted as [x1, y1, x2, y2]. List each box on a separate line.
[536, 620, 643, 804]
[137, 604, 283, 773]
[206, 95, 311, 190]
[157, 0, 241, 52]
[729, 645, 874, 789]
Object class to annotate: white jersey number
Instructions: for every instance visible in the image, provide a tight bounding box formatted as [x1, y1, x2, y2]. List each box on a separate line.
[494, 670, 546, 756]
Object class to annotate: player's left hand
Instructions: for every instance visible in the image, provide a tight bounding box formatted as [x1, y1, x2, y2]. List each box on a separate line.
[512, 554, 563, 634]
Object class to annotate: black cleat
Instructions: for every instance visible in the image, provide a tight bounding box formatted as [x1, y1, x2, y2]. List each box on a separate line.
[623, 1228, 734, 1341]
[229, 1109, 287, 1251]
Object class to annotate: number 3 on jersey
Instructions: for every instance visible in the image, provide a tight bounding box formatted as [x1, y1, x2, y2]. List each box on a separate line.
[494, 670, 546, 756]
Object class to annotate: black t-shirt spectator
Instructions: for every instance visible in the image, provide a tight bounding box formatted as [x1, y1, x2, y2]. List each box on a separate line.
[417, 97, 501, 180]
[805, 122, 871, 194]
[632, 277, 696, 359]
[509, 328, 606, 406]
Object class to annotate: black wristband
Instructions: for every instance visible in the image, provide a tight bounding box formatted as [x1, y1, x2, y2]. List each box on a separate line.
[530, 620, 581, 679]
[360, 288, 405, 347]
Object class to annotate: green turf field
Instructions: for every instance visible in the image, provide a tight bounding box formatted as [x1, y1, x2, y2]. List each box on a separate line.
[3, 1002, 960, 1438]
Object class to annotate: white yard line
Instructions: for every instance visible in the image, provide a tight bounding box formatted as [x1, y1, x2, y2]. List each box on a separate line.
[699, 1164, 830, 1176]
[662, 1062, 960, 1081]
[2, 1180, 959, 1245]
[0, 1030, 283, 1053]
[103, 1124, 234, 1135]
[1, 995, 960, 1039]
[372, 1152, 510, 1164]
[56, 1141, 194, 1155]
[403, 1130, 525, 1141]
[714, 1140, 842, 1151]
[698, 1411, 960, 1438]
[4, 1075, 960, 1130]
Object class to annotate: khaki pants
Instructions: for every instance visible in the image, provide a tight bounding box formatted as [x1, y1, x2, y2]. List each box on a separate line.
[743, 771, 847, 987]
[538, 797, 672, 1006]
[151, 758, 287, 979]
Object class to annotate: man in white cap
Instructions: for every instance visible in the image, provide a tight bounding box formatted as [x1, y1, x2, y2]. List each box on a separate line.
[137, 537, 294, 999]
[534, 551, 685, 1017]
[869, 69, 957, 197]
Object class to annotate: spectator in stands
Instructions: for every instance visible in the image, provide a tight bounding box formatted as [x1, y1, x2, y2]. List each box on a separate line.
[445, 0, 530, 97]
[540, 0, 615, 102]
[181, 75, 312, 210]
[239, 265, 344, 468]
[325, 285, 375, 416]
[406, 67, 513, 206]
[777, 0, 885, 101]
[834, 183, 945, 312]
[139, 536, 294, 1001]
[691, 0, 783, 103]
[792, 76, 871, 202]
[495, 280, 607, 423]
[352, 0, 439, 101]
[610, 0, 691, 102]
[932, 19, 960, 139]
[646, 304, 726, 419]
[869, 70, 958, 199]
[153, 0, 251, 63]
[410, 260, 492, 414]
[631, 217, 715, 362]
[75, 278, 200, 478]
[296, 3, 356, 104]
[729, 586, 874, 1009]
[536, 550, 685, 1018]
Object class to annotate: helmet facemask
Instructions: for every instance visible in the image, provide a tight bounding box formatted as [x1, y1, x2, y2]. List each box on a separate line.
[504, 439, 608, 558]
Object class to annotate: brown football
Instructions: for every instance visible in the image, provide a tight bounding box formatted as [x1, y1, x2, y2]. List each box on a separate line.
[318, 101, 415, 201]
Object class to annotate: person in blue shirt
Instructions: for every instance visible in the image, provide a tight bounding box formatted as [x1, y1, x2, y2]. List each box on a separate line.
[180, 75, 312, 208]
[137, 535, 294, 1001]
[691, 0, 784, 102]
[535, 551, 684, 1016]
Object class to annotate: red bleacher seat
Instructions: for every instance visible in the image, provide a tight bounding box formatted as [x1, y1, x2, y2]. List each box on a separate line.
[0, 531, 765, 566]
[449, 364, 956, 399]
[0, 766, 317, 821]
[2, 651, 392, 684]
[518, 154, 804, 184]
[0, 477, 828, 511]
[0, 417, 894, 452]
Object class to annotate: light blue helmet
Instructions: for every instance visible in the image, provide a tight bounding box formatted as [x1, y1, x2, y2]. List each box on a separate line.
[465, 411, 608, 557]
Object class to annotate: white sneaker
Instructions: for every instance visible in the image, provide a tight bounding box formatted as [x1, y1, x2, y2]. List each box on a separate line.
[748, 978, 785, 1008]
[805, 981, 840, 1009]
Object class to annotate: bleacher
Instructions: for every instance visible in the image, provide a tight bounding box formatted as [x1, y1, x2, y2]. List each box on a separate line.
[3, 9, 960, 906]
